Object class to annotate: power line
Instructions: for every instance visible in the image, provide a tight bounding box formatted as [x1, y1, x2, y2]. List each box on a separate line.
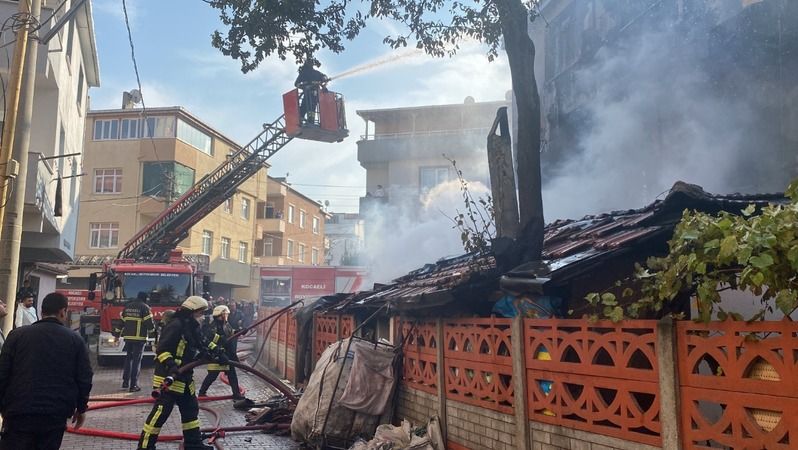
[290, 183, 365, 188]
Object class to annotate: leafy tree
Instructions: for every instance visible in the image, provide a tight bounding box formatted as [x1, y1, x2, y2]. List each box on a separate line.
[587, 180, 798, 322]
[205, 0, 545, 261]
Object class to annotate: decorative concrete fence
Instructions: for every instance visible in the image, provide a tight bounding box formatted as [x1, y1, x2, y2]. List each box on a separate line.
[397, 317, 798, 450]
[256, 308, 797, 449]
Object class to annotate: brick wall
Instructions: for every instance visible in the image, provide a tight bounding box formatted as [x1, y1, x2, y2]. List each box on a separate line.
[528, 421, 660, 450]
[395, 384, 437, 428]
[446, 399, 516, 450]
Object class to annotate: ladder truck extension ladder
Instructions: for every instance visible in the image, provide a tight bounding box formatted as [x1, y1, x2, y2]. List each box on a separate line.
[118, 115, 293, 262]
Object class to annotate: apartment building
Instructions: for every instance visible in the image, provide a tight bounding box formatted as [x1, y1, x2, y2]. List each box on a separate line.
[0, 0, 100, 299]
[65, 104, 268, 299]
[255, 176, 327, 266]
[325, 213, 364, 266]
[356, 97, 507, 214]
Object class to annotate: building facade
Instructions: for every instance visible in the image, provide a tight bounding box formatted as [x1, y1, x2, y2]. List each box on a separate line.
[254, 176, 327, 267]
[0, 0, 100, 300]
[325, 212, 364, 266]
[65, 104, 268, 300]
[531, 0, 798, 192]
[356, 97, 508, 213]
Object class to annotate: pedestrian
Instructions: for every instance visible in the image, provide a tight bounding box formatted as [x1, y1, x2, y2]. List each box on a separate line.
[137, 296, 214, 450]
[116, 291, 155, 392]
[15, 279, 35, 304]
[14, 294, 37, 328]
[198, 305, 244, 400]
[0, 292, 93, 450]
[227, 301, 244, 332]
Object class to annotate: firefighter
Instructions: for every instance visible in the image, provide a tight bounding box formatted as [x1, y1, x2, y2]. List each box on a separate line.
[137, 296, 214, 450]
[117, 291, 156, 392]
[295, 59, 329, 125]
[198, 305, 244, 400]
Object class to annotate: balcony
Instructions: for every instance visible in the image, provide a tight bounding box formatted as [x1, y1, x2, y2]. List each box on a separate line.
[258, 217, 286, 233]
[357, 128, 490, 163]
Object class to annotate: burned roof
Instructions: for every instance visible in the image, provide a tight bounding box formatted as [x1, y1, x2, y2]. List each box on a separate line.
[503, 181, 786, 291]
[337, 181, 785, 312]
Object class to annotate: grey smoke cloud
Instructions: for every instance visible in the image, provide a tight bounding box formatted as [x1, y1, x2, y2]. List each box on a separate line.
[541, 18, 787, 220]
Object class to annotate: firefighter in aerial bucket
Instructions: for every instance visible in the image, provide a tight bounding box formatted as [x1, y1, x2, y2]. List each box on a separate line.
[295, 59, 330, 125]
[137, 296, 215, 450]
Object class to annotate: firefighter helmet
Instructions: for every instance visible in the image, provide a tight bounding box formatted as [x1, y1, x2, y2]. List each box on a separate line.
[181, 296, 209, 312]
[212, 305, 230, 317]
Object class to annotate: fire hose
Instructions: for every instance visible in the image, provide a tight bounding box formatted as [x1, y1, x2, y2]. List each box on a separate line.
[66, 304, 302, 447]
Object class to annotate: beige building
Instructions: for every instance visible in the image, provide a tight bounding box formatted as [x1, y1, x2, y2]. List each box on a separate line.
[356, 97, 507, 213]
[254, 177, 327, 266]
[0, 0, 100, 301]
[67, 105, 268, 299]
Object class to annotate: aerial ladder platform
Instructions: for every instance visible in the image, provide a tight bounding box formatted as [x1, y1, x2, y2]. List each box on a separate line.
[118, 87, 347, 262]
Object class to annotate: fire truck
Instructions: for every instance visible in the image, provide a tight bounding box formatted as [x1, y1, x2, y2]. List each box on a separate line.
[88, 85, 348, 365]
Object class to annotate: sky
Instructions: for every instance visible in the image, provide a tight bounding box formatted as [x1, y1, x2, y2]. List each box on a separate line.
[89, 0, 512, 213]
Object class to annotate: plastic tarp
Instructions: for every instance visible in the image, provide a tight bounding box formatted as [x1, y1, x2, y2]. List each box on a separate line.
[291, 338, 397, 446]
[338, 339, 396, 415]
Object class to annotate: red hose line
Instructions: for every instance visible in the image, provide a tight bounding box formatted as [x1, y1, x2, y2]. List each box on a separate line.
[66, 360, 296, 444]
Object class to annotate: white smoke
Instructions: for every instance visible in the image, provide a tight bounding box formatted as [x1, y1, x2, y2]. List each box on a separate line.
[363, 180, 492, 283]
[541, 17, 785, 220]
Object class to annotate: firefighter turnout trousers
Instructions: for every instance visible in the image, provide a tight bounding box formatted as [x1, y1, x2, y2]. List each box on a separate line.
[137, 381, 201, 449]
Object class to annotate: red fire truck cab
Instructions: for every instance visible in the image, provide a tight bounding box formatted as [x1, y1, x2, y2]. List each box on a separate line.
[88, 251, 207, 365]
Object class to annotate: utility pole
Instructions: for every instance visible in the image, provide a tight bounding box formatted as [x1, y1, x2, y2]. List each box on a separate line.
[0, 0, 42, 336]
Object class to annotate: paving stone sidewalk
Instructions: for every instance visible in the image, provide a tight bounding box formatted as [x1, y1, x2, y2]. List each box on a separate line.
[61, 347, 300, 450]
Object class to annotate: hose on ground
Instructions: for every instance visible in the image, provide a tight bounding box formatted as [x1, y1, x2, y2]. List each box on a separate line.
[65, 359, 298, 447]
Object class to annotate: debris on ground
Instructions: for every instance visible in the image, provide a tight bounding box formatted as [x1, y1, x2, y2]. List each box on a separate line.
[347, 417, 444, 450]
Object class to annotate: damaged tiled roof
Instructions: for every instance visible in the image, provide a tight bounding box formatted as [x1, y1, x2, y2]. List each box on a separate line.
[338, 181, 785, 310]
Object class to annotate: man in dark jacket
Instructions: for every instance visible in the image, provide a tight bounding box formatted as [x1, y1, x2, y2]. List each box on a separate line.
[0, 292, 93, 450]
[117, 291, 156, 392]
[137, 296, 214, 450]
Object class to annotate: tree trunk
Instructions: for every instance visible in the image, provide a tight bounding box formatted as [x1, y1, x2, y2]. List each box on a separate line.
[495, 0, 545, 262]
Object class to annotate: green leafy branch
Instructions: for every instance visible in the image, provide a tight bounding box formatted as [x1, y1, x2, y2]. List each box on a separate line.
[585, 179, 798, 323]
[443, 156, 495, 255]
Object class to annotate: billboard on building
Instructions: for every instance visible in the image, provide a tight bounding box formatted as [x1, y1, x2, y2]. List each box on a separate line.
[259, 266, 367, 306]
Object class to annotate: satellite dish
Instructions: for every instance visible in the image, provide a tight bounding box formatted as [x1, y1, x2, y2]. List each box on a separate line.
[129, 89, 142, 104]
[324, 200, 330, 207]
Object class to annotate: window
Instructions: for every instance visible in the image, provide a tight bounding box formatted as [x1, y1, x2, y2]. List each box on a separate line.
[312, 216, 320, 234]
[287, 240, 294, 259]
[241, 198, 250, 220]
[298, 244, 306, 263]
[89, 223, 119, 248]
[311, 247, 319, 265]
[419, 166, 449, 195]
[239, 241, 248, 263]
[141, 162, 195, 199]
[223, 198, 232, 213]
[94, 169, 122, 194]
[263, 238, 273, 257]
[58, 125, 66, 172]
[120, 118, 141, 139]
[264, 202, 275, 218]
[202, 230, 213, 255]
[94, 119, 119, 140]
[65, 20, 74, 64]
[220, 237, 231, 259]
[287, 204, 295, 223]
[299, 210, 306, 229]
[76, 66, 84, 110]
[143, 116, 176, 138]
[176, 118, 213, 155]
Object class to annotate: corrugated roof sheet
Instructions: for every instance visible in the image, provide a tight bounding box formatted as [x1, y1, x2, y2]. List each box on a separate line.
[337, 182, 786, 309]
